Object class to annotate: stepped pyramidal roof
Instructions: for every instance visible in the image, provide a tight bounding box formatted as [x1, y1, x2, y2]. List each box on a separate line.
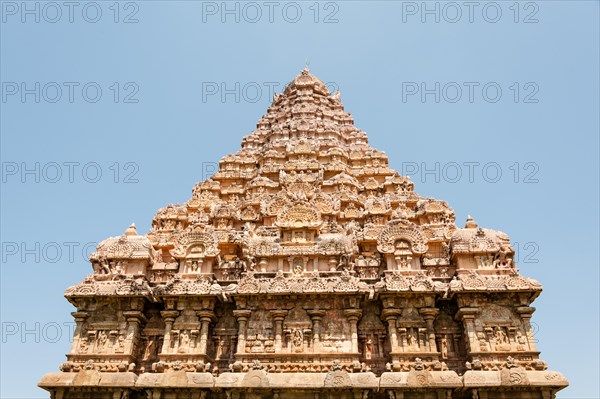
[39, 69, 568, 399]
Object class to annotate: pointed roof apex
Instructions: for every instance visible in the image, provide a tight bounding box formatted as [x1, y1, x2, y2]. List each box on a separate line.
[283, 68, 331, 96]
[125, 223, 138, 236]
[465, 215, 478, 229]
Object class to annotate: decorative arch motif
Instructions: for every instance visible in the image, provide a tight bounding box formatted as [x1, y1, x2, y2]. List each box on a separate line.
[170, 230, 219, 259]
[377, 220, 428, 254]
[276, 203, 321, 228]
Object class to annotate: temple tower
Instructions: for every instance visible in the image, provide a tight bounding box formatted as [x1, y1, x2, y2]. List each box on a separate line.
[39, 69, 568, 399]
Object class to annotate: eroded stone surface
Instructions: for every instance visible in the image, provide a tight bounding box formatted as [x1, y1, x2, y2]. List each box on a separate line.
[39, 69, 567, 399]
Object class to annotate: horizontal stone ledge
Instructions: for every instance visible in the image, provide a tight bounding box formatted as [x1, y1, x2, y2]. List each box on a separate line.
[137, 371, 214, 388]
[463, 370, 569, 388]
[38, 371, 137, 388]
[39, 369, 568, 390]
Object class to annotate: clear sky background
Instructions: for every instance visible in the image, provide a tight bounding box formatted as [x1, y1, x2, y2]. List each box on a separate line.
[1, 1, 598, 397]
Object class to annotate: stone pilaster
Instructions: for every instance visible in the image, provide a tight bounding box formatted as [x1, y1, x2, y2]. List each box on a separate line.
[382, 309, 401, 353]
[123, 311, 146, 355]
[270, 310, 289, 352]
[196, 310, 216, 355]
[516, 306, 538, 352]
[307, 309, 326, 352]
[344, 309, 363, 353]
[456, 307, 480, 353]
[233, 309, 252, 355]
[419, 307, 439, 353]
[69, 311, 90, 354]
[160, 310, 179, 355]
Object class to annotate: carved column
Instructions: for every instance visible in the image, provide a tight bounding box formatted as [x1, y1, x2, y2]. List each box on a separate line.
[307, 309, 326, 352]
[419, 307, 439, 353]
[343, 309, 362, 353]
[382, 309, 401, 352]
[516, 306, 537, 351]
[270, 310, 289, 352]
[123, 311, 145, 355]
[233, 310, 252, 355]
[196, 310, 216, 355]
[456, 307, 480, 353]
[69, 311, 90, 354]
[160, 310, 179, 354]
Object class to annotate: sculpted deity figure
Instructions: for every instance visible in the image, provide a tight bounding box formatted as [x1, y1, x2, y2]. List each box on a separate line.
[398, 256, 409, 270]
[97, 255, 111, 275]
[414, 357, 424, 371]
[78, 337, 88, 353]
[293, 258, 304, 275]
[494, 245, 513, 268]
[495, 327, 508, 344]
[477, 332, 488, 351]
[356, 255, 367, 267]
[243, 222, 256, 237]
[370, 268, 379, 279]
[369, 254, 381, 267]
[97, 331, 108, 352]
[178, 331, 190, 353]
[292, 329, 304, 352]
[231, 257, 243, 271]
[516, 331, 527, 351]
[348, 258, 356, 272]
[358, 268, 366, 279]
[294, 230, 306, 242]
[479, 255, 492, 268]
[365, 338, 373, 359]
[143, 338, 154, 359]
[222, 266, 230, 280]
[337, 254, 351, 271]
[441, 242, 450, 258]
[115, 334, 125, 353]
[506, 356, 517, 369]
[407, 330, 417, 348]
[345, 220, 361, 235]
[291, 189, 307, 202]
[246, 256, 256, 271]
[441, 336, 448, 358]
[112, 261, 124, 275]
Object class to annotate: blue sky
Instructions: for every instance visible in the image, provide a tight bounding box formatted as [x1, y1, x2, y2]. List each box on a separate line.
[1, 1, 598, 397]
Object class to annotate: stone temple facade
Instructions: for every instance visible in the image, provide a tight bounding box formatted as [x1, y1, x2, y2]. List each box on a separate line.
[40, 69, 568, 399]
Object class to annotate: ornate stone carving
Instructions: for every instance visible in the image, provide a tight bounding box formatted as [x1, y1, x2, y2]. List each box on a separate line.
[40, 69, 567, 399]
[377, 220, 428, 255]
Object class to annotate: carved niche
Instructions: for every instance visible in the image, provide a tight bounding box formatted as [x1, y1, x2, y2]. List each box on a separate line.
[245, 310, 275, 354]
[321, 310, 351, 353]
[170, 226, 220, 274]
[396, 307, 429, 353]
[72, 303, 130, 362]
[355, 253, 382, 279]
[377, 220, 428, 271]
[283, 305, 312, 353]
[433, 312, 463, 362]
[358, 302, 386, 360]
[212, 304, 237, 362]
[165, 309, 201, 355]
[475, 304, 530, 353]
